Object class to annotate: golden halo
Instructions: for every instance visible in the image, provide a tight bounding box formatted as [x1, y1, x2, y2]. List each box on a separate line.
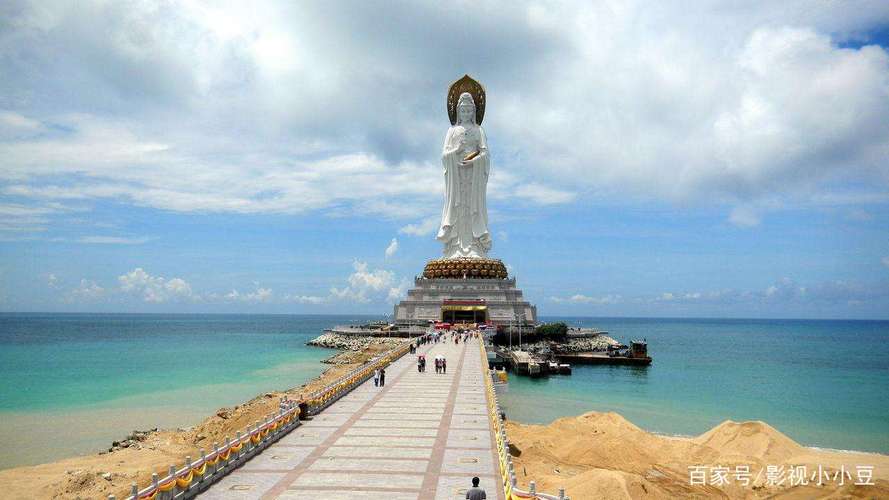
[447, 74, 486, 126]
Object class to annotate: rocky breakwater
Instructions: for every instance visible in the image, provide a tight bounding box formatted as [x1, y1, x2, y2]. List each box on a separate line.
[520, 334, 620, 359]
[308, 333, 404, 364]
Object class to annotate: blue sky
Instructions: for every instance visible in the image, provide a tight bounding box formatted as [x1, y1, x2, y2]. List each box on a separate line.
[1, 1, 888, 319]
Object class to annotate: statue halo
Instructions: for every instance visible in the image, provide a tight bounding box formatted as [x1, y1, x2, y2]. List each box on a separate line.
[447, 74, 486, 126]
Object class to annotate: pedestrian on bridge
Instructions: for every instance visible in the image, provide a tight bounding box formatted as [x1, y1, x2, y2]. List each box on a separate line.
[379, 366, 386, 387]
[466, 476, 486, 499]
[373, 368, 380, 387]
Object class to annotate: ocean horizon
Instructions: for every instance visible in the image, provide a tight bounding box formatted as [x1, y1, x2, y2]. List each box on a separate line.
[1, 313, 887, 470]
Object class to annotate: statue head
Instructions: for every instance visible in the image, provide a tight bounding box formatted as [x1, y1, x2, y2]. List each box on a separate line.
[456, 92, 476, 125]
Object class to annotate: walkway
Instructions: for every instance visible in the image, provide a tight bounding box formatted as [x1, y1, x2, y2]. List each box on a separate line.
[200, 337, 504, 500]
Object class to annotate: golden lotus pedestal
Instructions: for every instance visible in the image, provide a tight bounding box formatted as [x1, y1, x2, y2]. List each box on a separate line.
[422, 257, 508, 280]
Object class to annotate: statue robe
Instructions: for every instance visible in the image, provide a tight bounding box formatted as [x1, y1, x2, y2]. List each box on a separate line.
[436, 123, 492, 258]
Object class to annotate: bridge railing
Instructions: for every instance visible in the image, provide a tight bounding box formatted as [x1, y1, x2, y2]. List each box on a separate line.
[122, 402, 300, 500]
[118, 338, 414, 500]
[479, 340, 569, 500]
[302, 339, 412, 415]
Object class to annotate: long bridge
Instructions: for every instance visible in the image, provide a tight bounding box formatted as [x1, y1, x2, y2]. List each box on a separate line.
[123, 337, 567, 500]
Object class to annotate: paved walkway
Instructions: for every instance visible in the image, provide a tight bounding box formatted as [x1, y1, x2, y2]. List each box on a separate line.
[201, 337, 504, 500]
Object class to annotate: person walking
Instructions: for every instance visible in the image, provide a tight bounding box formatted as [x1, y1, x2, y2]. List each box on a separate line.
[442, 357, 447, 374]
[373, 368, 380, 387]
[417, 355, 424, 373]
[379, 366, 386, 387]
[466, 477, 486, 499]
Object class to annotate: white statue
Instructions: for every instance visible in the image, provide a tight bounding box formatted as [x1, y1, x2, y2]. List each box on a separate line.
[436, 91, 492, 258]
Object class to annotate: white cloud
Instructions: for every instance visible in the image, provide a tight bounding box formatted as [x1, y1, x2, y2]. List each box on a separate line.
[384, 238, 399, 259]
[0, 111, 44, 139]
[514, 184, 577, 205]
[282, 294, 326, 305]
[45, 273, 59, 289]
[5, 3, 885, 228]
[118, 268, 194, 303]
[399, 217, 440, 237]
[225, 287, 274, 303]
[882, 256, 889, 269]
[550, 294, 622, 305]
[330, 261, 398, 303]
[386, 278, 411, 304]
[65, 279, 105, 302]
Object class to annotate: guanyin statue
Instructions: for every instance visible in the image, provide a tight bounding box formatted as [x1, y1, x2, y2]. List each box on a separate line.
[436, 76, 492, 259]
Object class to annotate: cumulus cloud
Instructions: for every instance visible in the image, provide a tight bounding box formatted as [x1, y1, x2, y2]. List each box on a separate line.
[330, 260, 405, 304]
[65, 279, 105, 302]
[281, 293, 326, 305]
[386, 278, 411, 303]
[2, 1, 886, 229]
[399, 217, 440, 237]
[225, 287, 274, 303]
[118, 267, 194, 303]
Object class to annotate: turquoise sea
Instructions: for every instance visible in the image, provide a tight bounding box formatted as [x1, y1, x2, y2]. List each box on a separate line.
[0, 314, 887, 470]
[500, 317, 889, 455]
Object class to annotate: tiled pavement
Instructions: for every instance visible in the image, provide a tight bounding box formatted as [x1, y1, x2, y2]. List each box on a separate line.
[200, 337, 503, 500]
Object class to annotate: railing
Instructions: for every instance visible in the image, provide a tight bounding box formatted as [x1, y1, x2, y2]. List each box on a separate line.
[479, 340, 569, 500]
[120, 403, 300, 500]
[302, 340, 412, 415]
[117, 339, 414, 500]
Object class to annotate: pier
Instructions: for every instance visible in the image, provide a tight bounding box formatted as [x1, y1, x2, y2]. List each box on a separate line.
[199, 337, 503, 500]
[122, 336, 568, 500]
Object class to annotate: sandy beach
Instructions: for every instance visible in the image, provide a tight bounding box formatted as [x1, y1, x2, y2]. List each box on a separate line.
[506, 411, 889, 499]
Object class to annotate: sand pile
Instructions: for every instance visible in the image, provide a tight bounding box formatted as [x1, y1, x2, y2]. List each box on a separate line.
[506, 411, 889, 499]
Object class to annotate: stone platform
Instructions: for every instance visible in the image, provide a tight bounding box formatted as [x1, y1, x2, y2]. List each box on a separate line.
[393, 277, 537, 326]
[198, 338, 503, 500]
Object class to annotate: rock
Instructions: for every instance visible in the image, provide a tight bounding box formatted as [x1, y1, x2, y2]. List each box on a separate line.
[216, 408, 232, 419]
[307, 332, 402, 351]
[101, 472, 113, 481]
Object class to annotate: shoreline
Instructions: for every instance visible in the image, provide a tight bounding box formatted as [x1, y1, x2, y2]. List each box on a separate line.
[0, 335, 399, 500]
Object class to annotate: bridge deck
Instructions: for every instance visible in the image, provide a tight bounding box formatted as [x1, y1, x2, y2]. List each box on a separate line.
[200, 337, 503, 500]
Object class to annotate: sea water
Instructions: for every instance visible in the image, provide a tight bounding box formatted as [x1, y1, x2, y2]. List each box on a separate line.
[0, 313, 341, 469]
[1, 314, 887, 470]
[499, 317, 889, 455]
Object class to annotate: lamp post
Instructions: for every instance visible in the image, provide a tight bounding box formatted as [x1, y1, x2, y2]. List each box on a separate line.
[519, 312, 524, 347]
